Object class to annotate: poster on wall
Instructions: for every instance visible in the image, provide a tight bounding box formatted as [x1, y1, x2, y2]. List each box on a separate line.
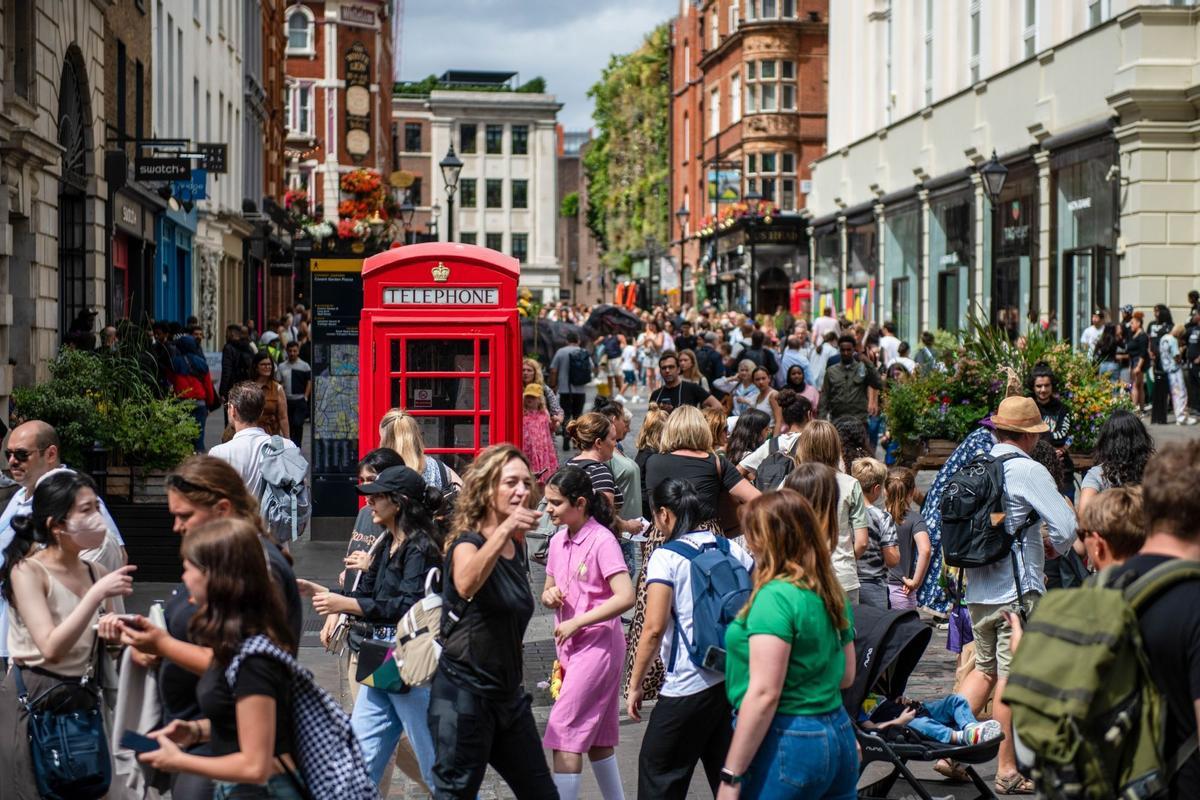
[344, 42, 372, 163]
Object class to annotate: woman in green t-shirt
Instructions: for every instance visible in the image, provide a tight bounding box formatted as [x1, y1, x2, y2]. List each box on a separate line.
[717, 490, 858, 800]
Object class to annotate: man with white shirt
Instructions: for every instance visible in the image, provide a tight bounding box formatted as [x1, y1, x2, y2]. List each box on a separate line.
[208, 381, 279, 499]
[1079, 309, 1105, 356]
[879, 320, 901, 367]
[811, 306, 840, 342]
[0, 420, 127, 671]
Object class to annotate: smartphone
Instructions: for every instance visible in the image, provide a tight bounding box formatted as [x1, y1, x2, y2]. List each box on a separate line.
[701, 645, 726, 673]
[116, 614, 145, 629]
[119, 730, 160, 754]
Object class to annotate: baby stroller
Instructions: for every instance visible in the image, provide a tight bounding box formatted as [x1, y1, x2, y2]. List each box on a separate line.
[844, 605, 1001, 800]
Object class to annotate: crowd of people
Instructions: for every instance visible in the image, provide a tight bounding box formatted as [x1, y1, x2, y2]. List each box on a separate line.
[0, 296, 1196, 800]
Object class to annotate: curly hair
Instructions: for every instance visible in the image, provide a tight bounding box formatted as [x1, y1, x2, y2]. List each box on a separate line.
[446, 444, 533, 553]
[1095, 409, 1155, 488]
[834, 416, 870, 470]
[1031, 439, 1066, 490]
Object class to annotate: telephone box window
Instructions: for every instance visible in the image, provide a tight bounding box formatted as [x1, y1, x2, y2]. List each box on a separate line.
[406, 339, 475, 372]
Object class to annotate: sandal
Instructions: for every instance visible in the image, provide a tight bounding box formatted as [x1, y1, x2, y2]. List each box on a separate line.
[995, 773, 1035, 795]
[933, 758, 970, 783]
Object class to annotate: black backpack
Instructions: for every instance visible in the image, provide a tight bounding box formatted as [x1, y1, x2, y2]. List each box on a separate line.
[940, 452, 1042, 611]
[603, 335, 622, 359]
[567, 348, 592, 387]
[754, 436, 798, 490]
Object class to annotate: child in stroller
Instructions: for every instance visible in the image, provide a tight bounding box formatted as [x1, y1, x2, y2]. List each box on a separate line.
[859, 693, 1001, 746]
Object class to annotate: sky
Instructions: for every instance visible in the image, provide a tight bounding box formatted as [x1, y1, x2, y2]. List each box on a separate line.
[398, 0, 679, 130]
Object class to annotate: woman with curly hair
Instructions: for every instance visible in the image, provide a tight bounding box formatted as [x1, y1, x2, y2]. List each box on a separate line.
[428, 445, 556, 798]
[834, 415, 872, 472]
[1077, 409, 1154, 517]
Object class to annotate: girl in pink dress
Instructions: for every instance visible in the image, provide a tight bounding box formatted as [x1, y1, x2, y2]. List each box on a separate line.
[523, 383, 559, 485]
[541, 465, 636, 800]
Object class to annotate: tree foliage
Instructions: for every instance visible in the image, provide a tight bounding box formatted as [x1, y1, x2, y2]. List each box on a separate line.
[394, 74, 548, 96]
[583, 24, 670, 269]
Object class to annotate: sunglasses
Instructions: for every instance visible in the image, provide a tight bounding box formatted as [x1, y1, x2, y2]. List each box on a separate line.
[5, 448, 45, 463]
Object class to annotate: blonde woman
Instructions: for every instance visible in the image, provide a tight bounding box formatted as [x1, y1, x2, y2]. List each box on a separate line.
[523, 358, 564, 432]
[677, 349, 710, 392]
[633, 407, 669, 519]
[378, 408, 463, 492]
[624, 406, 760, 700]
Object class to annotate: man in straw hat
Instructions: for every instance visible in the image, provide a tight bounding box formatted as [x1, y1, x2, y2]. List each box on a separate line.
[955, 396, 1078, 795]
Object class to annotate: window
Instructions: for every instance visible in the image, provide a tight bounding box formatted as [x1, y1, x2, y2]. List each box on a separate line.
[924, 0, 934, 105]
[409, 177, 422, 206]
[512, 179, 528, 209]
[729, 0, 740, 32]
[1088, 0, 1110, 26]
[1023, 0, 1037, 59]
[485, 232, 503, 251]
[782, 153, 795, 172]
[511, 124, 529, 155]
[460, 232, 477, 245]
[9, 1, 33, 100]
[511, 233, 528, 263]
[683, 113, 690, 161]
[485, 179, 502, 208]
[761, 83, 776, 111]
[404, 122, 422, 152]
[460, 123, 477, 154]
[460, 178, 477, 208]
[285, 7, 313, 54]
[730, 74, 741, 123]
[710, 10, 719, 49]
[709, 86, 720, 136]
[485, 124, 503, 154]
[782, 0, 795, 15]
[684, 41, 690, 83]
[286, 83, 313, 136]
[117, 41, 127, 141]
[969, 1, 980, 83]
[745, 151, 795, 209]
[744, 59, 791, 114]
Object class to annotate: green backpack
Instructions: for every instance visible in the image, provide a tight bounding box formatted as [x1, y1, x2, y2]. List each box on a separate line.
[1005, 559, 1200, 799]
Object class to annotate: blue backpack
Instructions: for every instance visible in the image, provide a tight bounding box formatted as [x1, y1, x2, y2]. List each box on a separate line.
[662, 536, 752, 673]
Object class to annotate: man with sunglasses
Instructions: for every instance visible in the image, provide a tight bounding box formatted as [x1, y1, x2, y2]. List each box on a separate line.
[0, 420, 126, 673]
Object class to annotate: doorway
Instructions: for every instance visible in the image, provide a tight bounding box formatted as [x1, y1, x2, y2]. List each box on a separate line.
[1062, 246, 1115, 345]
[937, 270, 960, 334]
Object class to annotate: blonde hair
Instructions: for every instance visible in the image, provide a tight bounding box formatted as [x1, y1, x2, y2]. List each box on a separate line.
[850, 457, 888, 494]
[635, 407, 669, 452]
[1171, 324, 1187, 340]
[658, 405, 714, 453]
[796, 419, 843, 470]
[447, 444, 533, 553]
[702, 405, 728, 450]
[678, 349, 702, 382]
[1079, 486, 1145, 560]
[522, 357, 546, 386]
[379, 408, 427, 475]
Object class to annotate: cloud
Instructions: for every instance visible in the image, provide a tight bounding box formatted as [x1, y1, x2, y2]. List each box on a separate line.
[399, 0, 677, 129]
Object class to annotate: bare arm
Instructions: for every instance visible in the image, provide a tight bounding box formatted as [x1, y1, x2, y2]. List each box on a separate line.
[118, 618, 214, 676]
[626, 583, 672, 721]
[770, 393, 784, 432]
[702, 394, 724, 412]
[840, 641, 856, 689]
[882, 544, 900, 568]
[10, 563, 133, 664]
[718, 635, 790, 777]
[728, 478, 762, 505]
[907, 531, 932, 590]
[142, 695, 278, 784]
[853, 527, 869, 559]
[451, 507, 540, 600]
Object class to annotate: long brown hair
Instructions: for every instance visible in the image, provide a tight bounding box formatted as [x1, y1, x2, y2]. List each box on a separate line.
[740, 490, 847, 634]
[783, 462, 840, 552]
[885, 467, 916, 525]
[167, 455, 263, 534]
[446, 444, 533, 553]
[183, 518, 295, 665]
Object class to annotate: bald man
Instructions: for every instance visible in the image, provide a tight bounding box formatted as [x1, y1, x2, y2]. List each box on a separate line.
[0, 420, 126, 670]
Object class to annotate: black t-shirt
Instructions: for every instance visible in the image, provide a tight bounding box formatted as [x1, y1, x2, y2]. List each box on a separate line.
[645, 452, 741, 520]
[888, 506, 929, 585]
[439, 532, 535, 698]
[1187, 324, 1200, 362]
[1111, 554, 1200, 798]
[649, 380, 711, 413]
[674, 334, 698, 353]
[196, 653, 294, 757]
[1127, 331, 1149, 362]
[635, 448, 655, 519]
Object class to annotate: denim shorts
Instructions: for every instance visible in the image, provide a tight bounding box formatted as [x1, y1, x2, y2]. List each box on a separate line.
[213, 773, 307, 799]
[739, 708, 859, 799]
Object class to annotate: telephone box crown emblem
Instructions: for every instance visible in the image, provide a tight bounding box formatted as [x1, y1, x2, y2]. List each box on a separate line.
[432, 262, 450, 282]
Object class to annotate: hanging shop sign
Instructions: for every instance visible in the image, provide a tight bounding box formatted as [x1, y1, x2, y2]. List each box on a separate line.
[172, 168, 208, 203]
[344, 42, 372, 163]
[340, 4, 376, 27]
[135, 156, 189, 181]
[198, 143, 227, 174]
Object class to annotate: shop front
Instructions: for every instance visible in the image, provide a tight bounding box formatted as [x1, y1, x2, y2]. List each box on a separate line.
[811, 218, 840, 318]
[990, 159, 1039, 339]
[844, 206, 878, 325]
[111, 187, 161, 324]
[1051, 136, 1118, 345]
[928, 186, 974, 334]
[882, 198, 922, 346]
[154, 206, 196, 324]
[700, 215, 808, 314]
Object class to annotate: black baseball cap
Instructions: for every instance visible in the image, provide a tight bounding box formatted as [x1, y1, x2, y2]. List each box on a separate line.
[357, 465, 427, 498]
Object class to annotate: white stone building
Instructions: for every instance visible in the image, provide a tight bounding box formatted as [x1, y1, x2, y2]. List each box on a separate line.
[807, 0, 1200, 346]
[413, 76, 562, 303]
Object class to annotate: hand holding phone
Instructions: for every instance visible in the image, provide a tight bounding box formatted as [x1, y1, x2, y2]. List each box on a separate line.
[120, 730, 160, 754]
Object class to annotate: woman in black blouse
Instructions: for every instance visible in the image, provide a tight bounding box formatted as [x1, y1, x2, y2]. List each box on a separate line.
[297, 465, 442, 791]
[138, 518, 302, 797]
[429, 444, 557, 799]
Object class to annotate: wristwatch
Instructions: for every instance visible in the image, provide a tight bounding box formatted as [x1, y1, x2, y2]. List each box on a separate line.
[719, 767, 743, 786]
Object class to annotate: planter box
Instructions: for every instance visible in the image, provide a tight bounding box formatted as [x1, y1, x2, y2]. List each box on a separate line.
[105, 466, 169, 505]
[105, 501, 180, 583]
[915, 438, 958, 471]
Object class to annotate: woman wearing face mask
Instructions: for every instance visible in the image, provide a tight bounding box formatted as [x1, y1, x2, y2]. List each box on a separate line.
[0, 471, 135, 799]
[296, 465, 443, 791]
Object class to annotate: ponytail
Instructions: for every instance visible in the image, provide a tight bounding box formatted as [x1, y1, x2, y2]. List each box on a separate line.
[650, 478, 704, 541]
[885, 467, 916, 526]
[546, 465, 616, 532]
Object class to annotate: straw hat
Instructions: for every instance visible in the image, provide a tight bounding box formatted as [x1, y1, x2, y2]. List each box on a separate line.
[991, 396, 1049, 434]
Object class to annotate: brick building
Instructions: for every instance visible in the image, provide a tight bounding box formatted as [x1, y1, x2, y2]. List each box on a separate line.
[670, 0, 828, 313]
[557, 128, 603, 306]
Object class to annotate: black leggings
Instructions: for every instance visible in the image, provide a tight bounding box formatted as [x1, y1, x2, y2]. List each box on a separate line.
[637, 682, 733, 800]
[427, 671, 556, 800]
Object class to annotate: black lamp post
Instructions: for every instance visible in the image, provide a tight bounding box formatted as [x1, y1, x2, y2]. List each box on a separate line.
[980, 149, 1008, 206]
[399, 196, 415, 244]
[645, 234, 657, 310]
[675, 204, 690, 308]
[439, 145, 463, 243]
[744, 187, 763, 318]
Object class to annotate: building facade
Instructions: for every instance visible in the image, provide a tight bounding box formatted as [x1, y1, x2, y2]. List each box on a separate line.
[671, 0, 828, 313]
[809, 0, 1200, 346]
[0, 0, 110, 410]
[391, 94, 436, 241]
[398, 73, 562, 302]
[557, 128, 603, 306]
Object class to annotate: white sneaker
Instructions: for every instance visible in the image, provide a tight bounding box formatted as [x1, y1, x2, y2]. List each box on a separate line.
[1188, 417, 1198, 426]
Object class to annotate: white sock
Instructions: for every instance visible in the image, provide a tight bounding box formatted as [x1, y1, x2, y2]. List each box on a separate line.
[553, 771, 581, 800]
[591, 754, 625, 800]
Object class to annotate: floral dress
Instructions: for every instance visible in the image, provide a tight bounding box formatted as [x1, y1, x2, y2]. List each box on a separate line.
[918, 425, 996, 614]
[523, 408, 559, 484]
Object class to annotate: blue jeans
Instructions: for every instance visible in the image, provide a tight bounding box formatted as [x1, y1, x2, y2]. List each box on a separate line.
[351, 683, 437, 788]
[907, 694, 978, 744]
[740, 708, 859, 799]
[213, 774, 307, 799]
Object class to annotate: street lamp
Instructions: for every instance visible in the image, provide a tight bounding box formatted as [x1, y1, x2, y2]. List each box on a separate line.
[979, 149, 1008, 207]
[675, 204, 690, 308]
[439, 145, 463, 242]
[744, 187, 763, 318]
[399, 196, 415, 244]
[645, 234, 657, 311]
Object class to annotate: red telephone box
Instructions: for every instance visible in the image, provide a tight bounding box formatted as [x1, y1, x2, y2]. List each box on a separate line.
[359, 243, 522, 469]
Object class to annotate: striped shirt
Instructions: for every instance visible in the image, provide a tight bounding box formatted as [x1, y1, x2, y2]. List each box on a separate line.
[964, 443, 1078, 606]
